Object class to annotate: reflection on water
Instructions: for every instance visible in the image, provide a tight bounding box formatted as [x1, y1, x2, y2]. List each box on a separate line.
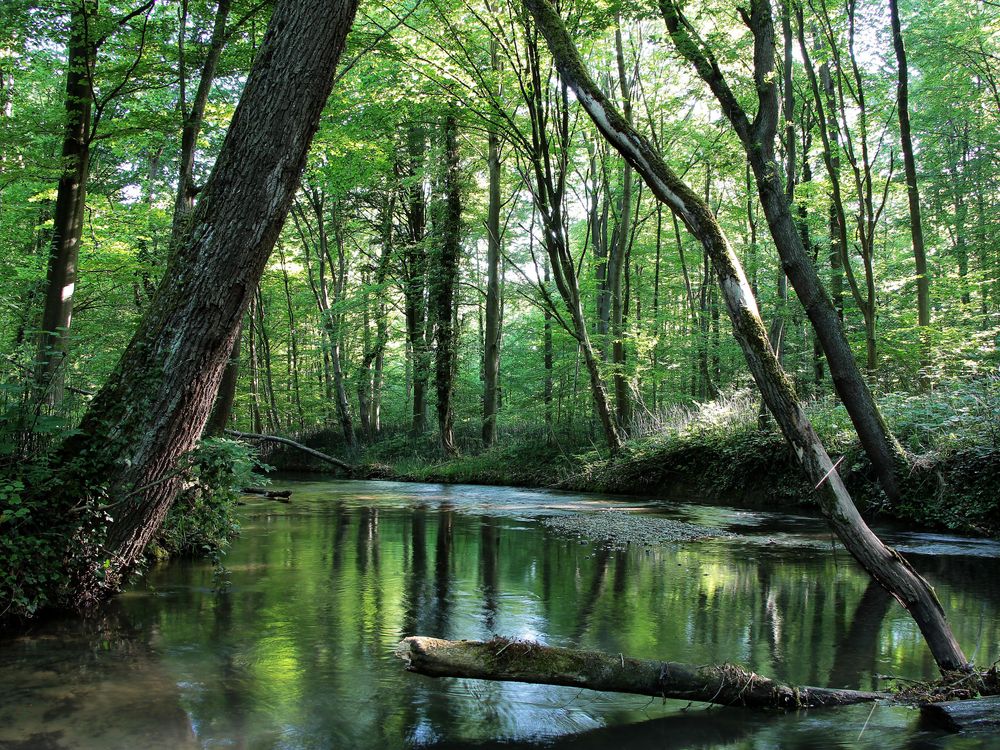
[2, 479, 999, 749]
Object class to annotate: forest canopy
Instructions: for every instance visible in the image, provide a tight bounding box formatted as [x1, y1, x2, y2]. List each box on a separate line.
[0, 0, 998, 621]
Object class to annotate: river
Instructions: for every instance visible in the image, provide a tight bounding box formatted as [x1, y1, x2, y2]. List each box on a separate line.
[2, 479, 999, 749]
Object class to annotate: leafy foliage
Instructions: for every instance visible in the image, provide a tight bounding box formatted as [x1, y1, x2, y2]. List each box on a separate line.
[154, 438, 266, 562]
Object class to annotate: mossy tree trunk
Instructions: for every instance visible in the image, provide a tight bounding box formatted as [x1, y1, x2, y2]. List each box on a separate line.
[522, 0, 969, 673]
[50, 0, 359, 605]
[660, 0, 907, 505]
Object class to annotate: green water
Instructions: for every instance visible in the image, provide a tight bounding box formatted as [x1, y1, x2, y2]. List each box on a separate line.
[2, 479, 999, 749]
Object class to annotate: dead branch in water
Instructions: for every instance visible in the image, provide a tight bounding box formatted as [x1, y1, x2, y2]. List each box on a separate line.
[224, 430, 353, 473]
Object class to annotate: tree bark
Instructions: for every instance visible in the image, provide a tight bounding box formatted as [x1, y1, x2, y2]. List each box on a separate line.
[329, 209, 356, 448]
[402, 123, 431, 436]
[51, 0, 359, 605]
[204, 319, 242, 437]
[433, 112, 461, 456]
[888, 0, 931, 382]
[610, 16, 633, 431]
[660, 0, 907, 505]
[517, 20, 622, 453]
[523, 0, 969, 673]
[396, 637, 884, 709]
[35, 0, 96, 406]
[482, 42, 503, 448]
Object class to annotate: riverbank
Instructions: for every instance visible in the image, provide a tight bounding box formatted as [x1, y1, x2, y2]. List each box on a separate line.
[262, 384, 1000, 537]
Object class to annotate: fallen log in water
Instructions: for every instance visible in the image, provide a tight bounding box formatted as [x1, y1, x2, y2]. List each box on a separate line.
[240, 487, 292, 502]
[920, 695, 1000, 732]
[224, 430, 353, 473]
[395, 636, 885, 710]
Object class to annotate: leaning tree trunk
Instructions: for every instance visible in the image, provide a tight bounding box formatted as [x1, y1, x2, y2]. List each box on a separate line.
[51, 0, 359, 606]
[523, 0, 969, 673]
[659, 0, 907, 505]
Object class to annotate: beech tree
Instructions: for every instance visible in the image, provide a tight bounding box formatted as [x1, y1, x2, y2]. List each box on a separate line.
[522, 0, 968, 673]
[659, 0, 908, 504]
[46, 0, 359, 605]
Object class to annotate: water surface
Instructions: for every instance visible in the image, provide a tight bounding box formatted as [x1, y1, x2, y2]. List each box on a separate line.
[2, 479, 999, 749]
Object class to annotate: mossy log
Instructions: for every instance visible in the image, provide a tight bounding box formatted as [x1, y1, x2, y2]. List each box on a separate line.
[225, 430, 353, 473]
[395, 636, 885, 710]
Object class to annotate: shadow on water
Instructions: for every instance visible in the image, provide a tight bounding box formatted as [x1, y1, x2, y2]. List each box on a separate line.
[1, 479, 998, 749]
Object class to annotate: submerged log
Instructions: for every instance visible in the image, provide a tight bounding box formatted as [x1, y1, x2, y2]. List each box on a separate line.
[224, 430, 353, 473]
[395, 637, 885, 710]
[240, 487, 292, 502]
[920, 695, 1000, 732]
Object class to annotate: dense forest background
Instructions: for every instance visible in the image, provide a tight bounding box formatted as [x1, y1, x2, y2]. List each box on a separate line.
[1, 0, 997, 506]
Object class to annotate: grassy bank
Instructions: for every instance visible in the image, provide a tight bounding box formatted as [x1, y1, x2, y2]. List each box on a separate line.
[264, 379, 1000, 537]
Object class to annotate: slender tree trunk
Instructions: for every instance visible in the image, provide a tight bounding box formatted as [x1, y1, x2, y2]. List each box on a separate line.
[433, 112, 461, 456]
[48, 0, 359, 606]
[524, 0, 968, 673]
[610, 15, 633, 430]
[650, 204, 662, 411]
[35, 0, 96, 407]
[543, 260, 554, 437]
[277, 243, 305, 429]
[482, 56, 503, 447]
[204, 320, 243, 437]
[171, 0, 232, 243]
[246, 295, 263, 432]
[518, 23, 622, 453]
[403, 123, 430, 436]
[329, 209, 356, 448]
[889, 0, 930, 331]
[254, 287, 282, 433]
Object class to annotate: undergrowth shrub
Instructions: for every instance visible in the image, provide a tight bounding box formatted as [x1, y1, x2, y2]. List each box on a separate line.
[154, 438, 266, 562]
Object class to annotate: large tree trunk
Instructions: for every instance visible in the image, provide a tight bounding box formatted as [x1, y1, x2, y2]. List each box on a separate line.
[523, 0, 969, 673]
[660, 0, 907, 505]
[51, 0, 359, 606]
[396, 637, 884, 709]
[433, 112, 461, 456]
[34, 0, 96, 406]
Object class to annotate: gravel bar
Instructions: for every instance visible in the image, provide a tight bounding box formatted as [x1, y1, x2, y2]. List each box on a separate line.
[542, 509, 732, 549]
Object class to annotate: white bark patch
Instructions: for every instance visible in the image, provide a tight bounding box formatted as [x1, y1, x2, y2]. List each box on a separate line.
[576, 90, 692, 223]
